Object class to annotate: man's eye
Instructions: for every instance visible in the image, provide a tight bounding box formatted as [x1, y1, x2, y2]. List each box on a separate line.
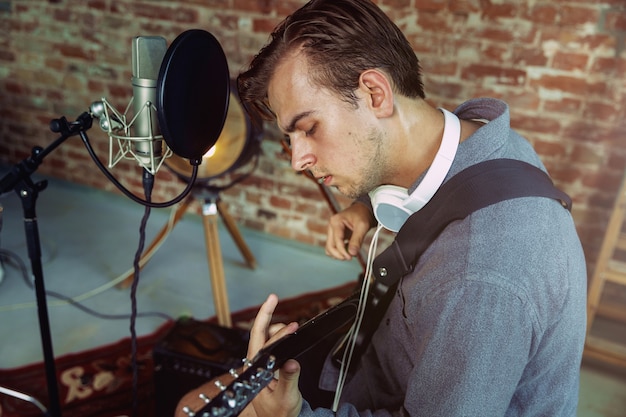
[283, 135, 292, 148]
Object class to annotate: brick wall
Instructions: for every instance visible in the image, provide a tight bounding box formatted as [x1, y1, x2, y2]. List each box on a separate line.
[1, 0, 625, 277]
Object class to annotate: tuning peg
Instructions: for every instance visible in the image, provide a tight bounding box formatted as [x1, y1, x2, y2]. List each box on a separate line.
[242, 358, 252, 368]
[229, 368, 239, 378]
[181, 406, 195, 416]
[199, 393, 210, 403]
[214, 380, 227, 391]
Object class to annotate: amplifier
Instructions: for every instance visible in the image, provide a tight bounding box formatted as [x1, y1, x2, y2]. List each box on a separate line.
[152, 317, 249, 417]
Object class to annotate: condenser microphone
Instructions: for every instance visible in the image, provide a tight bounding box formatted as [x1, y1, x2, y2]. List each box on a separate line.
[130, 36, 167, 171]
[89, 36, 171, 175]
[85, 29, 230, 207]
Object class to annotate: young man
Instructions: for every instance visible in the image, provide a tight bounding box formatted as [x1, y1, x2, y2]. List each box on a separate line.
[177, 1, 586, 416]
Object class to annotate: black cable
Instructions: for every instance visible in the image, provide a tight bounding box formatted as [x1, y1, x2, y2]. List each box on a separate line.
[130, 169, 154, 417]
[78, 130, 199, 209]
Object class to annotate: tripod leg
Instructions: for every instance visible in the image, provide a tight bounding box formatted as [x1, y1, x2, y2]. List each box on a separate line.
[202, 199, 232, 328]
[216, 199, 257, 269]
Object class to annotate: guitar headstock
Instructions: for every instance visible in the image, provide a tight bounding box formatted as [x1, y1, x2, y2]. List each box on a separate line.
[180, 354, 278, 417]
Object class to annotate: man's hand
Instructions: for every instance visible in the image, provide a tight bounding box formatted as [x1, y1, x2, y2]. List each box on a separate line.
[326, 201, 375, 260]
[176, 295, 303, 417]
[248, 294, 303, 417]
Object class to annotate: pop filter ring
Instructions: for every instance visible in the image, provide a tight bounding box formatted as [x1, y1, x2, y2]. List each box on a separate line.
[165, 79, 264, 192]
[157, 29, 230, 161]
[81, 29, 230, 208]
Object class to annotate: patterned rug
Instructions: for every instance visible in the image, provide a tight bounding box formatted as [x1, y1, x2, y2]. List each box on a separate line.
[0, 282, 356, 417]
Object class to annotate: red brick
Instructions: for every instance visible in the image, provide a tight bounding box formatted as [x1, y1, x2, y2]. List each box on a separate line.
[482, 43, 510, 61]
[132, 4, 198, 23]
[449, 0, 480, 15]
[481, 2, 519, 20]
[252, 17, 282, 33]
[421, 58, 458, 76]
[269, 195, 291, 210]
[274, 0, 305, 17]
[380, 0, 412, 9]
[414, 0, 447, 12]
[547, 165, 584, 185]
[562, 121, 606, 143]
[233, 0, 273, 14]
[583, 101, 621, 122]
[306, 218, 328, 235]
[86, 0, 107, 11]
[528, 4, 559, 25]
[552, 52, 588, 72]
[54, 44, 95, 61]
[417, 11, 450, 32]
[533, 139, 567, 157]
[513, 46, 548, 67]
[529, 74, 588, 96]
[603, 9, 626, 32]
[423, 78, 464, 99]
[591, 56, 624, 75]
[570, 143, 604, 165]
[560, 6, 599, 27]
[475, 27, 515, 43]
[543, 97, 583, 114]
[461, 64, 526, 86]
[580, 169, 623, 193]
[511, 114, 561, 135]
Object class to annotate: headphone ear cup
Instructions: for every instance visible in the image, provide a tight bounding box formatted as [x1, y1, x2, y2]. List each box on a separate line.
[369, 185, 414, 233]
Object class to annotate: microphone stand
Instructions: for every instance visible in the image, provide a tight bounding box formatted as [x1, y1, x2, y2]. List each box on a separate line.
[0, 112, 94, 417]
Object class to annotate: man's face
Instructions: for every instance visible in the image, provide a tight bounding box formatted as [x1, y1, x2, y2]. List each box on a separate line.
[267, 50, 390, 199]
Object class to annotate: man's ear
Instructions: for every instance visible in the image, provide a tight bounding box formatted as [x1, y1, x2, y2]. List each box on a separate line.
[358, 69, 394, 118]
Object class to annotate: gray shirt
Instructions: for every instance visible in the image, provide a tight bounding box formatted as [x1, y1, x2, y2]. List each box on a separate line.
[301, 98, 587, 417]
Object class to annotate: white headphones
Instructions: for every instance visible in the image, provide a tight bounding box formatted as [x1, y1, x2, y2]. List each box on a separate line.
[369, 108, 461, 232]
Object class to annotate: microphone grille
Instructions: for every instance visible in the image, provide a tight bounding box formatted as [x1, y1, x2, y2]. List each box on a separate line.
[131, 36, 167, 79]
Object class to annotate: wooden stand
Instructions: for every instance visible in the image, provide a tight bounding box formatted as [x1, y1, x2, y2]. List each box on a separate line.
[585, 172, 626, 368]
[119, 189, 256, 328]
[199, 190, 256, 327]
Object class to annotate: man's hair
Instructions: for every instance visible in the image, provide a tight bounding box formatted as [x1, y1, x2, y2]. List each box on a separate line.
[237, 0, 425, 120]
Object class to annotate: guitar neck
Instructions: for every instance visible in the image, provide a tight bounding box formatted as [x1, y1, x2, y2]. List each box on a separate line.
[193, 292, 360, 417]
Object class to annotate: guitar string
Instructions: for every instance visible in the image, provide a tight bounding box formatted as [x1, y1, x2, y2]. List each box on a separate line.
[332, 223, 385, 411]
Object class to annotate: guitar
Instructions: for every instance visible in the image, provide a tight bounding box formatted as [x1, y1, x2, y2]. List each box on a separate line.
[180, 292, 361, 417]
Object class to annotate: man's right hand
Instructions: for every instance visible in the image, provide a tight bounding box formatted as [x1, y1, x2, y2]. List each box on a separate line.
[325, 201, 375, 260]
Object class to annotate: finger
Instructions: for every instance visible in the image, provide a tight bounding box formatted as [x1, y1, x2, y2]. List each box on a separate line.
[326, 219, 351, 260]
[268, 322, 287, 337]
[347, 221, 369, 256]
[248, 294, 278, 359]
[266, 321, 298, 344]
[275, 359, 303, 413]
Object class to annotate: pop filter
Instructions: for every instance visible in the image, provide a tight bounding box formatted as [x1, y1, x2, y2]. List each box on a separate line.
[157, 29, 230, 161]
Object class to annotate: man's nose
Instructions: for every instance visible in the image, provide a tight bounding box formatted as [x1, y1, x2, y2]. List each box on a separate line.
[290, 138, 316, 171]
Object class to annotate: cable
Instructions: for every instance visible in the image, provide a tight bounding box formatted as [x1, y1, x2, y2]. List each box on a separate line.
[0, 248, 173, 321]
[0, 202, 180, 313]
[130, 169, 153, 417]
[332, 223, 384, 411]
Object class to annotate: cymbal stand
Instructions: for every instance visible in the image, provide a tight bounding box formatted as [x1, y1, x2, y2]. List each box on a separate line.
[0, 112, 94, 417]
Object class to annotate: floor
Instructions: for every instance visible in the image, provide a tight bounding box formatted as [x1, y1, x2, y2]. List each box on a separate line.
[0, 168, 625, 416]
